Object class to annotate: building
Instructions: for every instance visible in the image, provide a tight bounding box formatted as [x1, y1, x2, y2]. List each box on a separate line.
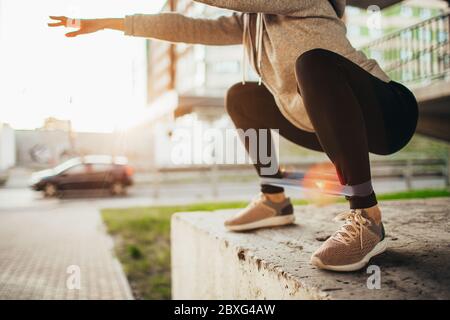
[0, 122, 16, 184]
[346, 0, 449, 47]
[146, 0, 256, 118]
[145, 0, 257, 166]
[14, 116, 154, 170]
[346, 0, 450, 87]
[145, 0, 450, 167]
[41, 117, 72, 132]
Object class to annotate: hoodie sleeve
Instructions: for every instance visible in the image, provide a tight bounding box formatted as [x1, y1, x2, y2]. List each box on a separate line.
[124, 12, 243, 45]
[194, 0, 317, 14]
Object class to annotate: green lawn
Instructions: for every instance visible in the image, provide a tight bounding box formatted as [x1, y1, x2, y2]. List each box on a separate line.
[101, 188, 449, 300]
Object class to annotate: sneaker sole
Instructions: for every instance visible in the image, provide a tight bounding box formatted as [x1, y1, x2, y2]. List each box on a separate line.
[310, 239, 388, 272]
[226, 214, 295, 232]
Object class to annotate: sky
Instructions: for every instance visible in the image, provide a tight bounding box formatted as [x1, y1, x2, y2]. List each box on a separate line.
[0, 0, 165, 132]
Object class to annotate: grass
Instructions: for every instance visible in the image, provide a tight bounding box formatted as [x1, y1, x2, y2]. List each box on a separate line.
[101, 201, 249, 299]
[101, 188, 449, 300]
[376, 188, 450, 200]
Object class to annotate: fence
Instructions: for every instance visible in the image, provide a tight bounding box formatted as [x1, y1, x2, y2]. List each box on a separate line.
[361, 12, 450, 86]
[146, 158, 449, 198]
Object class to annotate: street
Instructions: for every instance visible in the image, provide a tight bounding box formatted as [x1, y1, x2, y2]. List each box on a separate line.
[0, 188, 133, 299]
[1, 167, 447, 208]
[0, 168, 446, 299]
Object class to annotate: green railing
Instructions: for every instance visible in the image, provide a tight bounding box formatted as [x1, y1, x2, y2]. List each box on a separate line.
[361, 12, 450, 86]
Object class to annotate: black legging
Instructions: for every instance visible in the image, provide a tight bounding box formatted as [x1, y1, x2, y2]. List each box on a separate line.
[225, 48, 418, 209]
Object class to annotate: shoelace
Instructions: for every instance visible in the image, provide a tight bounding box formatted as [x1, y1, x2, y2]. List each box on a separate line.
[332, 209, 371, 249]
[248, 193, 265, 208]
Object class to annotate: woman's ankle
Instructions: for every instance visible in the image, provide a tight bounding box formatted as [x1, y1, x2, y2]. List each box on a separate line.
[364, 204, 382, 224]
[264, 192, 286, 203]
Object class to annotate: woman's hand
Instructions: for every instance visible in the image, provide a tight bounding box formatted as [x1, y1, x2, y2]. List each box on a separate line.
[48, 16, 105, 37]
[48, 16, 124, 37]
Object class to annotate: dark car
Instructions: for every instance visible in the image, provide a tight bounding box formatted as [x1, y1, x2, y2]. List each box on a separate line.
[30, 155, 133, 197]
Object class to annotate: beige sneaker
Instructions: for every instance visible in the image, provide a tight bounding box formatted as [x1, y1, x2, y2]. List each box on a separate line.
[224, 193, 295, 232]
[311, 209, 387, 272]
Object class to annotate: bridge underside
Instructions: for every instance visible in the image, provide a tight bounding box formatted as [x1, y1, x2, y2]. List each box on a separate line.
[417, 102, 450, 142]
[347, 0, 403, 9]
[417, 112, 450, 142]
[412, 81, 450, 142]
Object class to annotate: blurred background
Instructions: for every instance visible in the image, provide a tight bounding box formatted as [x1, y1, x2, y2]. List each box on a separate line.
[0, 0, 449, 205]
[0, 0, 449, 300]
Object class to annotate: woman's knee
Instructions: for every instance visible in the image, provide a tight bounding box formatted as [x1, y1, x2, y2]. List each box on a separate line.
[295, 48, 338, 83]
[225, 82, 258, 118]
[225, 83, 245, 116]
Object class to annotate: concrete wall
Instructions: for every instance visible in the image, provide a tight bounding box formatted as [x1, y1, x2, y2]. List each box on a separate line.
[15, 130, 71, 167]
[171, 211, 323, 300]
[14, 125, 155, 170]
[171, 199, 450, 300]
[0, 123, 16, 170]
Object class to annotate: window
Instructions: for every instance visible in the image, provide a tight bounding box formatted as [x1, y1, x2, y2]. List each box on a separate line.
[210, 61, 240, 74]
[400, 6, 413, 18]
[64, 164, 86, 175]
[54, 158, 81, 174]
[89, 164, 113, 173]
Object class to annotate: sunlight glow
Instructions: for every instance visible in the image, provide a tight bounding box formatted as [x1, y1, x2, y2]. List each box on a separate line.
[0, 0, 166, 132]
[302, 162, 342, 207]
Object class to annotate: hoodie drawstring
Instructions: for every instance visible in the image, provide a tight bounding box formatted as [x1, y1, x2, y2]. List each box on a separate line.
[242, 13, 264, 85]
[242, 14, 249, 85]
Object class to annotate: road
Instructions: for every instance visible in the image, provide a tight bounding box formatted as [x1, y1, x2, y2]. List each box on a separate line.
[0, 169, 446, 299]
[1, 166, 447, 209]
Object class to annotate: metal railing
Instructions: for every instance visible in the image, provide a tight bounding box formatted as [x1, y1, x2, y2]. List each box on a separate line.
[361, 12, 450, 86]
[147, 158, 449, 198]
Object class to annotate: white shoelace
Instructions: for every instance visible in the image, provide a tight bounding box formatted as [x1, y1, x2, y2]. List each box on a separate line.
[332, 210, 371, 249]
[248, 193, 265, 208]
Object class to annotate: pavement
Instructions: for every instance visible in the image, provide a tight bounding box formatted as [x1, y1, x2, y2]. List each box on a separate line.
[0, 184, 136, 299]
[0, 201, 133, 299]
[0, 167, 447, 299]
[172, 198, 450, 299]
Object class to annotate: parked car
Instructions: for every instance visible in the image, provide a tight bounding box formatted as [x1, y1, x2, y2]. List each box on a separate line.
[30, 155, 133, 197]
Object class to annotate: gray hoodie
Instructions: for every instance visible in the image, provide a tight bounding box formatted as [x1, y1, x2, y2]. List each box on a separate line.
[125, 0, 390, 132]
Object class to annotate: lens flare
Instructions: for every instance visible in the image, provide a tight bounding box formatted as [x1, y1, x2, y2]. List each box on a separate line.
[302, 162, 343, 206]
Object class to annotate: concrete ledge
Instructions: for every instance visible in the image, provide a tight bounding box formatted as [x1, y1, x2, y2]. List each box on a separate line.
[413, 79, 450, 106]
[171, 198, 450, 299]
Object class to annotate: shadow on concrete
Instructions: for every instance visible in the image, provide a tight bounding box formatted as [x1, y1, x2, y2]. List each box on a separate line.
[371, 247, 450, 298]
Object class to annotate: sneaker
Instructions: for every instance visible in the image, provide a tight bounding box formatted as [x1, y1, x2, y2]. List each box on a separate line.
[310, 209, 387, 272]
[224, 193, 295, 231]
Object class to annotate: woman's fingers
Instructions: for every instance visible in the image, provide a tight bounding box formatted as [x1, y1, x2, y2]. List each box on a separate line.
[49, 16, 66, 20]
[48, 21, 65, 27]
[49, 16, 67, 23]
[48, 16, 66, 28]
[49, 17, 99, 37]
[48, 16, 69, 28]
[65, 30, 82, 38]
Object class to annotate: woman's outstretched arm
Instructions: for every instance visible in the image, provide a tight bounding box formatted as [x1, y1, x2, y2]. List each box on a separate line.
[48, 16, 124, 37]
[124, 13, 242, 45]
[48, 13, 243, 46]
